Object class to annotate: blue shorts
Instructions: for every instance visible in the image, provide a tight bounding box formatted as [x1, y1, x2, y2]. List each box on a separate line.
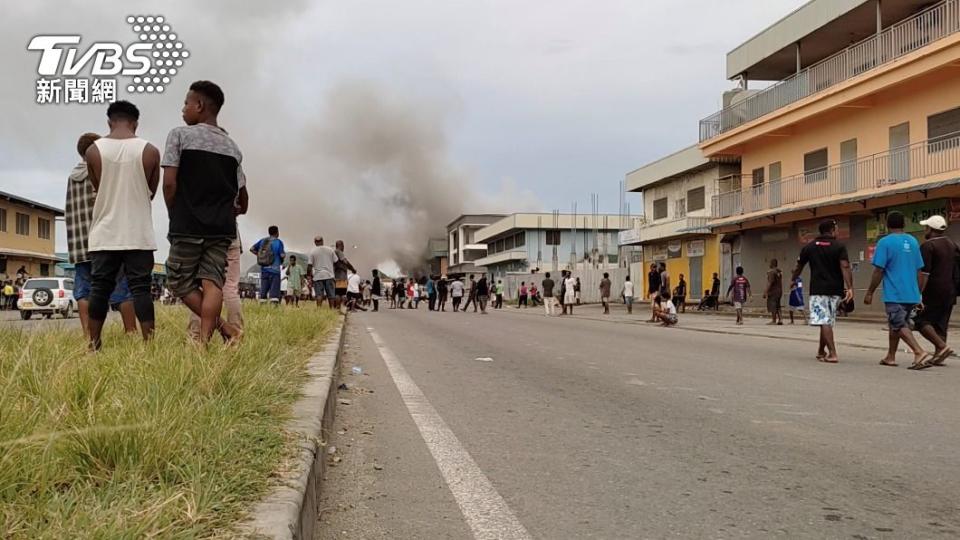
[74, 261, 134, 305]
[885, 302, 915, 331]
[313, 279, 335, 299]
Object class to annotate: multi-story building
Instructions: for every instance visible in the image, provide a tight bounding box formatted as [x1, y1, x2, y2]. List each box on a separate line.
[425, 237, 449, 276]
[446, 214, 504, 276]
[474, 213, 631, 279]
[623, 145, 737, 299]
[697, 0, 960, 309]
[0, 190, 63, 280]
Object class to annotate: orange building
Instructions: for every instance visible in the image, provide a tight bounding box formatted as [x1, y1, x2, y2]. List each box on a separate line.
[696, 0, 960, 309]
[0, 190, 63, 280]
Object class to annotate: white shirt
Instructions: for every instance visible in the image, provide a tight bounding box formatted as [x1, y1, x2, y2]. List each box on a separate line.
[413, 283, 420, 298]
[451, 280, 464, 297]
[664, 300, 677, 315]
[88, 137, 157, 252]
[347, 273, 361, 293]
[623, 280, 635, 297]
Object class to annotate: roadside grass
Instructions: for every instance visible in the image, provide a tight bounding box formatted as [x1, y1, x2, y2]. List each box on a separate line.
[0, 303, 338, 538]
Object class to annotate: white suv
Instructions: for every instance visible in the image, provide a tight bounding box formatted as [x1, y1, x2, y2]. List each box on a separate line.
[17, 277, 76, 320]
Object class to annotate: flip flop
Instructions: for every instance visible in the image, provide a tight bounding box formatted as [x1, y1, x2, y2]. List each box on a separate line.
[819, 357, 838, 364]
[931, 348, 953, 366]
[879, 359, 899, 367]
[908, 354, 935, 370]
[816, 354, 826, 362]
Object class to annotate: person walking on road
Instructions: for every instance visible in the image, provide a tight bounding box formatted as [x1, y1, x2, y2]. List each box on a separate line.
[575, 277, 582, 305]
[865, 211, 931, 369]
[451, 276, 464, 311]
[426, 276, 437, 311]
[333, 240, 356, 311]
[710, 272, 721, 310]
[437, 275, 448, 312]
[495, 279, 504, 309]
[765, 259, 784, 325]
[476, 275, 490, 314]
[727, 267, 751, 326]
[308, 236, 337, 310]
[600, 272, 612, 314]
[542, 272, 556, 316]
[371, 269, 382, 312]
[788, 276, 806, 324]
[463, 275, 478, 312]
[916, 215, 957, 366]
[792, 219, 854, 363]
[518, 281, 528, 308]
[622, 275, 635, 314]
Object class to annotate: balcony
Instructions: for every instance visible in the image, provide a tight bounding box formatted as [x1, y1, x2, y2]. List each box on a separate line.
[620, 216, 712, 244]
[712, 134, 960, 219]
[700, 0, 960, 142]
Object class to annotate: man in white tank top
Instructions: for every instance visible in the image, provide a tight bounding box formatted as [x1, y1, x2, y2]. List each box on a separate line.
[84, 100, 160, 351]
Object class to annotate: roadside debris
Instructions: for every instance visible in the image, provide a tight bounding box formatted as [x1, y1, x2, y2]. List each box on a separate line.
[339, 398, 353, 406]
[351, 366, 363, 375]
[474, 357, 494, 362]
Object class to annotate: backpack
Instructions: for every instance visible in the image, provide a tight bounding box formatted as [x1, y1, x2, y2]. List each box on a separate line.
[257, 237, 275, 267]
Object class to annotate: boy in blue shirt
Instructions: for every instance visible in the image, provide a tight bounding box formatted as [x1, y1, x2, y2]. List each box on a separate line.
[864, 211, 931, 368]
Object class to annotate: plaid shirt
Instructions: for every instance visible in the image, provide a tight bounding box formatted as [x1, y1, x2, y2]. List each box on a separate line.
[64, 161, 96, 264]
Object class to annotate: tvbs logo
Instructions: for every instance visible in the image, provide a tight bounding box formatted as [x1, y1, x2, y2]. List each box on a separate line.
[27, 15, 189, 104]
[28, 36, 152, 77]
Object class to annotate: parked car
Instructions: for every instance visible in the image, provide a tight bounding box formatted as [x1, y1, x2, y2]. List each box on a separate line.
[17, 277, 76, 320]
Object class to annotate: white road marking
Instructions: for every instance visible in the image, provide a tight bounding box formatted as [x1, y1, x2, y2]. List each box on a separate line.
[475, 357, 494, 362]
[367, 328, 532, 540]
[625, 378, 646, 386]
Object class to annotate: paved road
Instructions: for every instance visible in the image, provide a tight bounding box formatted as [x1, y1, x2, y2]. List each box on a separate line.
[318, 306, 960, 539]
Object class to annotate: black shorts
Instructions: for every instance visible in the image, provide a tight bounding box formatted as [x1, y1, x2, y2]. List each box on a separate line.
[915, 302, 954, 338]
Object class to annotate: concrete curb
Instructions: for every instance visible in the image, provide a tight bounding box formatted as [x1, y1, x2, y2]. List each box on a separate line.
[244, 316, 346, 540]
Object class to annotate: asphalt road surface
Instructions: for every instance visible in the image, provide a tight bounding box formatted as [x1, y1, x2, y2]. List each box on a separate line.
[318, 306, 960, 539]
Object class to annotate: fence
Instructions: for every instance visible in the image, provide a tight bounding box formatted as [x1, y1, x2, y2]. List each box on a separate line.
[713, 134, 960, 218]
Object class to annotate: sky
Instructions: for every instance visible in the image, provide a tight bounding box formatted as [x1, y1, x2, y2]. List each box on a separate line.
[0, 0, 804, 272]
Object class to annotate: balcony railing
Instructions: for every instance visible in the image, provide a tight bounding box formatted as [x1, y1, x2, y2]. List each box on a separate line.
[712, 134, 960, 218]
[700, 0, 960, 142]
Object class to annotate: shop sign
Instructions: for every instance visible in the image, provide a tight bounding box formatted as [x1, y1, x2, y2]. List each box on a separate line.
[687, 239, 705, 257]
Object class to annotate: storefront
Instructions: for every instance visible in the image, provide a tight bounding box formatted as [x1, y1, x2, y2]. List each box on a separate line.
[642, 235, 720, 300]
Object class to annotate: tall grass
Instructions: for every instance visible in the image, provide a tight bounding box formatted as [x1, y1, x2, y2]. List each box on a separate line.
[0, 303, 338, 538]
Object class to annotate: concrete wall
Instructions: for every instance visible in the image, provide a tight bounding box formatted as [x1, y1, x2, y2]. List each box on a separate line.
[642, 166, 735, 221]
[640, 235, 721, 300]
[498, 267, 632, 304]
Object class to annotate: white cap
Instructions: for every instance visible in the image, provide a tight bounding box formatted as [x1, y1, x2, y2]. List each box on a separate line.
[919, 215, 948, 231]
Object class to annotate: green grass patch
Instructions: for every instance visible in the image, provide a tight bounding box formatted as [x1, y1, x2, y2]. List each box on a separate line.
[0, 303, 338, 538]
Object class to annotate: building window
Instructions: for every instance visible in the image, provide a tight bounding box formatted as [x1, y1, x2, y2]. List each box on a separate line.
[928, 106, 960, 151]
[687, 187, 705, 212]
[769, 162, 782, 181]
[15, 213, 29, 236]
[0, 208, 6, 232]
[653, 197, 668, 220]
[752, 167, 765, 186]
[545, 230, 561, 245]
[496, 239, 505, 252]
[0, 258, 6, 274]
[504, 235, 515, 250]
[38, 218, 51, 240]
[40, 263, 50, 276]
[803, 148, 828, 183]
[515, 232, 525, 247]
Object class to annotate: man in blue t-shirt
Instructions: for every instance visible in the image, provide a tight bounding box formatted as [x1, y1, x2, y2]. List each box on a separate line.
[865, 211, 930, 368]
[250, 225, 286, 304]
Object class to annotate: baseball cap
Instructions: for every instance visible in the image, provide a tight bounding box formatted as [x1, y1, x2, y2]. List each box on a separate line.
[919, 215, 948, 231]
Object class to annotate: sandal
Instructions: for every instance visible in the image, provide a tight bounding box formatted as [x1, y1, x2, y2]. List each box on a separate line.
[879, 359, 898, 367]
[931, 348, 953, 366]
[908, 354, 935, 370]
[819, 356, 838, 364]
